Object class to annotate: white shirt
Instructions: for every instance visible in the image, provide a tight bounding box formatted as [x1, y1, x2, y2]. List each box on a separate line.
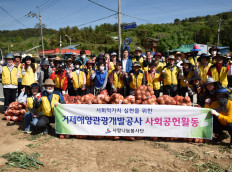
[122, 58, 127, 73]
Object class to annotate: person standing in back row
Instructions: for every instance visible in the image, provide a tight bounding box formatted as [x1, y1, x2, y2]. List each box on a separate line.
[162, 55, 180, 97]
[0, 54, 18, 110]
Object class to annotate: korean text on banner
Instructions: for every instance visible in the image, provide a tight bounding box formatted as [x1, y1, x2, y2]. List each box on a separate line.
[55, 104, 212, 139]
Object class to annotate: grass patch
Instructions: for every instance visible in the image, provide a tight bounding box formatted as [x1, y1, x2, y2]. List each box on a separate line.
[218, 145, 232, 153]
[193, 161, 225, 172]
[27, 133, 44, 141]
[0, 151, 44, 170]
[153, 143, 169, 149]
[174, 149, 199, 162]
[132, 167, 139, 172]
[26, 143, 41, 148]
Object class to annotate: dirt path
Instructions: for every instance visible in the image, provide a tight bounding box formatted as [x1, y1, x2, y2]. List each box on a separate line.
[0, 103, 231, 172]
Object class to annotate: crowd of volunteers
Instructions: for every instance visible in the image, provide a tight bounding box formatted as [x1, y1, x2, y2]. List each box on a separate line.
[1, 45, 232, 144]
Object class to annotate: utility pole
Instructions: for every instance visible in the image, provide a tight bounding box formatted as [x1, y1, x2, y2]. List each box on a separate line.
[118, 0, 121, 59]
[65, 34, 72, 53]
[26, 6, 45, 58]
[217, 18, 222, 47]
[59, 35, 62, 57]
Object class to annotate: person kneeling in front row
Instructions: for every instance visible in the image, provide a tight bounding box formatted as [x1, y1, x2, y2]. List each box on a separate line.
[207, 88, 232, 144]
[34, 79, 66, 134]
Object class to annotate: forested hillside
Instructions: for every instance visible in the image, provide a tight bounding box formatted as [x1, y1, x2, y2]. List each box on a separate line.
[0, 11, 232, 55]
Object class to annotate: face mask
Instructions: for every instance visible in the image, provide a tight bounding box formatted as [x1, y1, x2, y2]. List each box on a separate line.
[75, 65, 80, 68]
[218, 97, 228, 107]
[100, 66, 104, 71]
[212, 51, 217, 55]
[46, 89, 54, 94]
[81, 55, 86, 59]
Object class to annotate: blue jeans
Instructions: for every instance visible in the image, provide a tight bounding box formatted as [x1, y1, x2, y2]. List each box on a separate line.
[24, 112, 40, 130]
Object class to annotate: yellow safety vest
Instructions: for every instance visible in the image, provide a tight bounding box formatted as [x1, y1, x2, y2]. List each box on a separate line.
[26, 96, 42, 114]
[199, 63, 211, 83]
[22, 67, 35, 86]
[113, 71, 124, 89]
[130, 70, 144, 90]
[86, 69, 94, 87]
[180, 70, 193, 87]
[108, 62, 115, 75]
[72, 70, 84, 89]
[2, 66, 18, 86]
[156, 62, 164, 73]
[54, 73, 67, 89]
[210, 64, 228, 87]
[163, 66, 179, 86]
[41, 93, 60, 117]
[147, 71, 160, 90]
[188, 55, 199, 66]
[132, 57, 144, 69]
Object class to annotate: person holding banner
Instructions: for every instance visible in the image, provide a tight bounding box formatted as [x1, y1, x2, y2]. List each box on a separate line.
[208, 88, 232, 144]
[34, 79, 65, 134]
[18, 83, 41, 134]
[128, 62, 145, 95]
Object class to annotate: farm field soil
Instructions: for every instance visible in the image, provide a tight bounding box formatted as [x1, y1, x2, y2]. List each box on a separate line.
[0, 104, 231, 172]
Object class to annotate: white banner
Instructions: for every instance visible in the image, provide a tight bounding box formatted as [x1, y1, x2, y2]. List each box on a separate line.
[55, 104, 212, 139]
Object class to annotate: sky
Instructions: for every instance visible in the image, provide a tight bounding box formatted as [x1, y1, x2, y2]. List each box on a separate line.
[0, 0, 231, 31]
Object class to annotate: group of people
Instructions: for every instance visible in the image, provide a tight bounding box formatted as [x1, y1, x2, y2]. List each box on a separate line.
[1, 45, 232, 144]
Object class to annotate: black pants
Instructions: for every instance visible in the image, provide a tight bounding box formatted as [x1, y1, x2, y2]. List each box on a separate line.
[18, 82, 22, 96]
[3, 88, 17, 110]
[213, 116, 232, 136]
[68, 82, 75, 96]
[74, 88, 85, 96]
[163, 85, 178, 97]
[228, 76, 232, 87]
[36, 115, 55, 129]
[154, 90, 160, 98]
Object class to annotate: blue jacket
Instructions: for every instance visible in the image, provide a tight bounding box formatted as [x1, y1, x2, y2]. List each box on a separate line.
[94, 70, 107, 88]
[121, 57, 132, 73]
[77, 57, 88, 66]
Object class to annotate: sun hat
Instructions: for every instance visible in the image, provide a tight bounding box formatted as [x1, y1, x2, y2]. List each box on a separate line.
[111, 52, 117, 56]
[168, 55, 175, 60]
[204, 77, 216, 85]
[154, 52, 162, 57]
[174, 52, 185, 58]
[22, 55, 35, 63]
[214, 52, 226, 59]
[41, 60, 50, 66]
[197, 53, 210, 62]
[30, 83, 39, 88]
[181, 59, 191, 65]
[132, 61, 141, 67]
[209, 46, 219, 54]
[43, 79, 55, 86]
[13, 53, 21, 58]
[5, 54, 14, 60]
[134, 47, 142, 53]
[190, 45, 201, 52]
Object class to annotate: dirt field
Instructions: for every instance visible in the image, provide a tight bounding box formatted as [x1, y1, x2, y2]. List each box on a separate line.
[0, 103, 231, 172]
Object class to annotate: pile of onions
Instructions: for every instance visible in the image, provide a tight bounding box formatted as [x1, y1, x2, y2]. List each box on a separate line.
[123, 96, 136, 104]
[142, 96, 158, 105]
[64, 95, 81, 104]
[173, 95, 192, 106]
[135, 85, 154, 100]
[81, 94, 96, 104]
[110, 93, 124, 104]
[92, 94, 111, 104]
[156, 95, 176, 105]
[4, 101, 26, 121]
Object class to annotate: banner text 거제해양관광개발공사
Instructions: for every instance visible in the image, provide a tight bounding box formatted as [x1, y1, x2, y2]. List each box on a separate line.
[54, 104, 212, 139]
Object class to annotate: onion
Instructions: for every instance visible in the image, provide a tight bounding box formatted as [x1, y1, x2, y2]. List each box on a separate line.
[97, 100, 102, 104]
[123, 99, 128, 104]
